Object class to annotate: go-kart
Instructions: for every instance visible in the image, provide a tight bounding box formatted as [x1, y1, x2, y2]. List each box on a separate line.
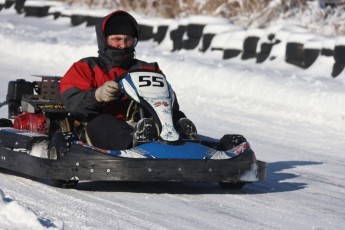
[0, 71, 266, 189]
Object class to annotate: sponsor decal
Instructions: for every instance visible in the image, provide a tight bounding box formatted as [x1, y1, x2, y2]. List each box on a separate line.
[37, 104, 65, 109]
[154, 101, 169, 107]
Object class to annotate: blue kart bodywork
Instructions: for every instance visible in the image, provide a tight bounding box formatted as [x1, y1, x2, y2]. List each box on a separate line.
[0, 128, 266, 187]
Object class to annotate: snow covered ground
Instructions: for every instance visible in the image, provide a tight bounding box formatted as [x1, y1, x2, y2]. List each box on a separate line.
[0, 7, 345, 230]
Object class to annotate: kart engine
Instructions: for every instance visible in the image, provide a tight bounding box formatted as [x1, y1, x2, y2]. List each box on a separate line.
[5, 78, 65, 135]
[13, 112, 47, 134]
[6, 79, 47, 134]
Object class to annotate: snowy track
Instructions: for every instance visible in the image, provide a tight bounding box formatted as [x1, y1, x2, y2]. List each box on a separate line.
[0, 9, 345, 230]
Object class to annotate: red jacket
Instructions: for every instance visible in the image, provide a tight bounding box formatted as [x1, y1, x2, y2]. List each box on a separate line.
[60, 57, 161, 121]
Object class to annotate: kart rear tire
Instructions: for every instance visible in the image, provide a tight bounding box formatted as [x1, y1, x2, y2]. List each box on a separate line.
[218, 182, 246, 190]
[48, 132, 68, 160]
[49, 132, 79, 188]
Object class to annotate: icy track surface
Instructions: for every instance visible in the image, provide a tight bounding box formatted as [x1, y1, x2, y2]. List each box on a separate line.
[0, 9, 345, 230]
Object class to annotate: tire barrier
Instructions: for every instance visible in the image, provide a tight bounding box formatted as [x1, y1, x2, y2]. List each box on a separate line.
[303, 48, 320, 68]
[0, 3, 343, 78]
[71, 14, 87, 26]
[200, 24, 241, 52]
[256, 42, 275, 63]
[154, 25, 169, 44]
[200, 33, 216, 52]
[303, 40, 322, 69]
[223, 30, 246, 59]
[182, 23, 205, 50]
[333, 45, 345, 64]
[285, 42, 305, 68]
[14, 0, 25, 14]
[241, 30, 265, 61]
[242, 36, 260, 60]
[223, 49, 242, 59]
[207, 31, 234, 60]
[24, 5, 50, 17]
[256, 33, 281, 63]
[138, 20, 171, 42]
[138, 24, 154, 41]
[332, 62, 345, 77]
[170, 25, 187, 51]
[285, 32, 323, 68]
[86, 16, 101, 27]
[332, 45, 345, 77]
[320, 38, 335, 57]
[208, 32, 230, 57]
[4, 0, 15, 9]
[321, 48, 334, 57]
[285, 42, 321, 69]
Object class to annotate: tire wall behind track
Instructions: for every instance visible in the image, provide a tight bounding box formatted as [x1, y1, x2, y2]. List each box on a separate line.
[0, 1, 344, 78]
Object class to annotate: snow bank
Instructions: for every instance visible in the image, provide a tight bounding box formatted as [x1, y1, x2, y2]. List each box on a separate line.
[0, 189, 61, 229]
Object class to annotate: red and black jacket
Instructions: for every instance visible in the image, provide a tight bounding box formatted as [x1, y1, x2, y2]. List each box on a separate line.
[60, 57, 162, 121]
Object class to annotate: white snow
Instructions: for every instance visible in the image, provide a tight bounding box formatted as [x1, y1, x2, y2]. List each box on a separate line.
[0, 189, 62, 230]
[30, 142, 49, 158]
[0, 6, 345, 230]
[202, 23, 241, 34]
[24, 0, 65, 7]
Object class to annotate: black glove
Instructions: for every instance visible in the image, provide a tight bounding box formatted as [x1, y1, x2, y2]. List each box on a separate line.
[217, 134, 247, 151]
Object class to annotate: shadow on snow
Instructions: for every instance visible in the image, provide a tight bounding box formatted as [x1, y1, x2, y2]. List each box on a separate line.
[243, 160, 323, 194]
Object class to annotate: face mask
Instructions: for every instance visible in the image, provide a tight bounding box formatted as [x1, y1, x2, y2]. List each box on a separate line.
[104, 47, 135, 67]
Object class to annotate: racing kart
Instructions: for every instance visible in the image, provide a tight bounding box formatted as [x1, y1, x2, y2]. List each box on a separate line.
[0, 71, 267, 189]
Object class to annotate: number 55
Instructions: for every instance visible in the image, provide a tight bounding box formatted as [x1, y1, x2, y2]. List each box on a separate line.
[139, 75, 165, 87]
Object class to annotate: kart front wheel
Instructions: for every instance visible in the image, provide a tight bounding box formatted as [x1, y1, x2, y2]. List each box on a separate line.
[49, 132, 79, 188]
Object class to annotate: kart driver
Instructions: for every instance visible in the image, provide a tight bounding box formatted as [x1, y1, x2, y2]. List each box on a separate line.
[59, 10, 196, 150]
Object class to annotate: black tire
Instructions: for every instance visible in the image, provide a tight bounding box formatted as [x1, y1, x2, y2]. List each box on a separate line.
[86, 16, 101, 27]
[223, 49, 241, 59]
[138, 24, 154, 41]
[170, 25, 187, 51]
[71, 14, 87, 26]
[285, 42, 304, 68]
[219, 182, 246, 190]
[241, 36, 260, 60]
[154, 25, 169, 44]
[24, 6, 50, 17]
[0, 118, 13, 127]
[334, 45, 345, 64]
[200, 33, 216, 52]
[332, 62, 345, 78]
[304, 48, 320, 68]
[48, 132, 79, 188]
[217, 134, 247, 151]
[256, 43, 273, 63]
[48, 132, 67, 160]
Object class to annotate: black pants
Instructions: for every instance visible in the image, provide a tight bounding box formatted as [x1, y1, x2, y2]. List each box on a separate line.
[86, 114, 133, 150]
[86, 110, 186, 150]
